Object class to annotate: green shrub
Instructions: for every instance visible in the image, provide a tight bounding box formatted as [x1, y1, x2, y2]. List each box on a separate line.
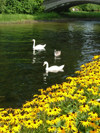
[0, 0, 6, 13]
[0, 0, 44, 14]
[71, 3, 100, 12]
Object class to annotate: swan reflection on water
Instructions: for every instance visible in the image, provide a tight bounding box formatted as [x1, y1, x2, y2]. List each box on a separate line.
[32, 57, 37, 64]
[43, 72, 48, 84]
[33, 49, 45, 55]
[32, 49, 46, 64]
[54, 56, 61, 63]
[43, 70, 64, 85]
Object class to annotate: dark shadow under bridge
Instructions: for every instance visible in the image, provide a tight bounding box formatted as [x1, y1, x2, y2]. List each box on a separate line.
[43, 0, 100, 12]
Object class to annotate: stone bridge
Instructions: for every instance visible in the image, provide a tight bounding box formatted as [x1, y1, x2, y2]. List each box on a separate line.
[43, 0, 100, 12]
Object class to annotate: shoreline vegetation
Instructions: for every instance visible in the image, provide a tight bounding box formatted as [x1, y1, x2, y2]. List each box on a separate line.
[0, 11, 100, 24]
[0, 55, 100, 132]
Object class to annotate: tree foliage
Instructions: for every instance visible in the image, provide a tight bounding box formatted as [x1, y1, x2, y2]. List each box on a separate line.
[0, 0, 6, 13]
[1, 1, 100, 14]
[0, 0, 44, 14]
[71, 3, 100, 11]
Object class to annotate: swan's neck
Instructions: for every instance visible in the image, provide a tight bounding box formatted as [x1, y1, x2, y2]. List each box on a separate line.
[45, 62, 49, 69]
[33, 40, 35, 48]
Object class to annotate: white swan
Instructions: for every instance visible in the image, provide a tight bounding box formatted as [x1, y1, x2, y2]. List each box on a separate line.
[54, 49, 61, 57]
[32, 39, 46, 50]
[43, 61, 64, 73]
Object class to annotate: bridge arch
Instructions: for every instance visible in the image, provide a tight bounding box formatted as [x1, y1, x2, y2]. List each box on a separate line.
[43, 0, 100, 12]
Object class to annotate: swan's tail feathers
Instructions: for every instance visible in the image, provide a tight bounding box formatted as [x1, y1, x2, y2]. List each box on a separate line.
[60, 65, 65, 69]
[44, 44, 46, 47]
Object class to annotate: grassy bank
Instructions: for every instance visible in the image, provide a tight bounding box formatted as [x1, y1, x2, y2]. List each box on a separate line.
[0, 11, 100, 23]
[0, 55, 100, 133]
[61, 11, 100, 18]
[0, 12, 60, 23]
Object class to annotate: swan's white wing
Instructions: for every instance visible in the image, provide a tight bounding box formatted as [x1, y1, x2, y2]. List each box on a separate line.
[34, 44, 46, 50]
[46, 65, 64, 71]
[47, 69, 64, 73]
[47, 66, 59, 70]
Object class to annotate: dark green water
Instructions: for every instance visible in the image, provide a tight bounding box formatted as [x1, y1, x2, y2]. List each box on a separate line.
[0, 21, 100, 108]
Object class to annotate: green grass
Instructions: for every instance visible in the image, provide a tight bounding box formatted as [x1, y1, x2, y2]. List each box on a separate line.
[0, 14, 34, 22]
[34, 12, 60, 20]
[0, 11, 100, 23]
[61, 11, 100, 18]
[0, 12, 60, 23]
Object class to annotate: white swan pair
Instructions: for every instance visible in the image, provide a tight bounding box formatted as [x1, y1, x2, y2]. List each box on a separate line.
[32, 39, 46, 50]
[43, 61, 64, 73]
[32, 39, 61, 56]
[32, 39, 64, 72]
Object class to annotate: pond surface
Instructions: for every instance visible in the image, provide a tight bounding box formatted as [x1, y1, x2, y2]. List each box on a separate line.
[0, 21, 100, 108]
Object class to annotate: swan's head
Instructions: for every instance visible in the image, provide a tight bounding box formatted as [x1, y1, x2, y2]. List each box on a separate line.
[43, 61, 48, 66]
[32, 39, 35, 42]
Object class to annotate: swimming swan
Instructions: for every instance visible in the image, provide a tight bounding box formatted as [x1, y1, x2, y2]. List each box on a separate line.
[54, 49, 61, 57]
[43, 61, 64, 73]
[32, 39, 46, 50]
